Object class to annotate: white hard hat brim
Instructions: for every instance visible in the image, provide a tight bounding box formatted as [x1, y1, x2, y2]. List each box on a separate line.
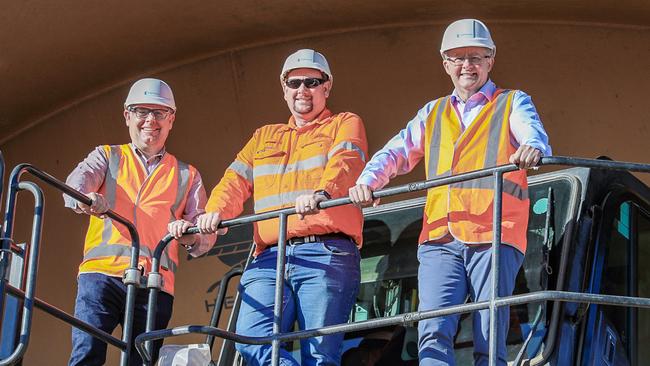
[440, 41, 496, 55]
[124, 98, 177, 111]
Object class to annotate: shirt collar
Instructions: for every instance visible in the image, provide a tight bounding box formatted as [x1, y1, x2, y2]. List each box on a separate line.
[130, 143, 166, 163]
[451, 79, 497, 104]
[286, 108, 333, 130]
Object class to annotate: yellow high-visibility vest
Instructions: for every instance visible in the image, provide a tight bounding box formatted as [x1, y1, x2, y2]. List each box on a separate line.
[420, 90, 529, 253]
[79, 144, 196, 295]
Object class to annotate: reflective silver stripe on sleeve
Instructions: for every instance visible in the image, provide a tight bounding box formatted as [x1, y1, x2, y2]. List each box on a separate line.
[82, 243, 178, 273]
[254, 189, 315, 212]
[228, 160, 253, 183]
[101, 146, 121, 244]
[327, 141, 367, 162]
[253, 155, 328, 179]
[452, 177, 528, 200]
[427, 97, 449, 179]
[484, 91, 511, 169]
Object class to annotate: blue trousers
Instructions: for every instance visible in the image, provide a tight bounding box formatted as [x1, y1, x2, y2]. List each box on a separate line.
[69, 273, 174, 366]
[235, 238, 360, 366]
[417, 240, 524, 366]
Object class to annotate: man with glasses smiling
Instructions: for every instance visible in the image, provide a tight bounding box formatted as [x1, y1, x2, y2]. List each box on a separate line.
[64, 78, 215, 365]
[191, 49, 367, 365]
[350, 19, 551, 365]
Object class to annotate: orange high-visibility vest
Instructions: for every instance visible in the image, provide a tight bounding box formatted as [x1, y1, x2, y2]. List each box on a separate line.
[420, 90, 529, 253]
[78, 144, 196, 295]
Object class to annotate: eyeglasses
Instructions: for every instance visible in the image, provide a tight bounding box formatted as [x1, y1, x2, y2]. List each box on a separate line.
[284, 77, 327, 89]
[445, 55, 491, 66]
[127, 106, 174, 121]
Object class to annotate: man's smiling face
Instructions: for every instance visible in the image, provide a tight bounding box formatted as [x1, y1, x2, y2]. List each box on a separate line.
[443, 46, 494, 100]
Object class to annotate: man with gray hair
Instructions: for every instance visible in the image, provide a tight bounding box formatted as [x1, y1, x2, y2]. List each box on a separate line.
[194, 49, 368, 365]
[350, 19, 551, 365]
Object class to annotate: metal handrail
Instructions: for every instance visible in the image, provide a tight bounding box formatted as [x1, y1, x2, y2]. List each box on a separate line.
[4, 283, 126, 350]
[205, 268, 244, 350]
[135, 290, 650, 349]
[135, 156, 650, 365]
[144, 239, 243, 358]
[0, 164, 142, 366]
[0, 182, 43, 365]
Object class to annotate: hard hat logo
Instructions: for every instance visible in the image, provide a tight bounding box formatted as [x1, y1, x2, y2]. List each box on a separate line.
[124, 78, 177, 111]
[280, 49, 333, 84]
[440, 19, 496, 57]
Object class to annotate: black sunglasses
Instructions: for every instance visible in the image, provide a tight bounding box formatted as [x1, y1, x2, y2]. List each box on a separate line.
[285, 77, 327, 89]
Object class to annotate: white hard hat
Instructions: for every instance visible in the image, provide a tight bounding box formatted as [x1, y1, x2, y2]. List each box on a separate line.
[124, 78, 177, 111]
[440, 19, 496, 56]
[280, 49, 333, 82]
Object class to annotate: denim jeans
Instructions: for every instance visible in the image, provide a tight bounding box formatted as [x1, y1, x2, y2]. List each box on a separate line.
[235, 237, 360, 366]
[69, 272, 174, 366]
[417, 240, 524, 366]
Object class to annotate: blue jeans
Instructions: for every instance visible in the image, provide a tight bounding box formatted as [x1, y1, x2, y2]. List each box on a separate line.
[235, 238, 360, 366]
[69, 273, 173, 366]
[417, 240, 524, 366]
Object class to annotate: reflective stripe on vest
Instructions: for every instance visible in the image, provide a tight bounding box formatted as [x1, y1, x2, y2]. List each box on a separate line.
[82, 145, 190, 277]
[82, 243, 178, 273]
[421, 90, 529, 252]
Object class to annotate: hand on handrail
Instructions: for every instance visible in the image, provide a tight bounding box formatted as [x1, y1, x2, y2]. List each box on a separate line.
[195, 212, 228, 235]
[167, 219, 222, 256]
[75, 192, 109, 218]
[509, 145, 542, 170]
[349, 184, 380, 208]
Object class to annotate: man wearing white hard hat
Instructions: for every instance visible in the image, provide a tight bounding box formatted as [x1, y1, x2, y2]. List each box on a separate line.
[64, 78, 215, 365]
[350, 19, 551, 365]
[193, 49, 368, 365]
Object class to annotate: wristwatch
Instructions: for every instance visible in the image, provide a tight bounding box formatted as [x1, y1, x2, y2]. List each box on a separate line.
[314, 190, 331, 199]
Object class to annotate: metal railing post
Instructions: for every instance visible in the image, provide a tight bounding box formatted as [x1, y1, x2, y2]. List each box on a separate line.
[206, 268, 244, 348]
[0, 182, 43, 366]
[271, 213, 288, 366]
[144, 254, 163, 365]
[489, 171, 503, 366]
[0, 150, 6, 331]
[0, 164, 141, 366]
[143, 232, 178, 365]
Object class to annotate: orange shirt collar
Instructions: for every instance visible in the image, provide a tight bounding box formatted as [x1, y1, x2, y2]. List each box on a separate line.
[285, 108, 333, 130]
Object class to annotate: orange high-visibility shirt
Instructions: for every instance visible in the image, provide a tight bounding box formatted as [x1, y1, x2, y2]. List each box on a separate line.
[206, 109, 368, 256]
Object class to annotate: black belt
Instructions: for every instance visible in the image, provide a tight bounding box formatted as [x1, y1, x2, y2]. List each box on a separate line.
[282, 233, 351, 246]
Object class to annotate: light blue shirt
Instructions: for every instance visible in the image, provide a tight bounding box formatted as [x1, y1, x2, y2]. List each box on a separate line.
[357, 80, 552, 190]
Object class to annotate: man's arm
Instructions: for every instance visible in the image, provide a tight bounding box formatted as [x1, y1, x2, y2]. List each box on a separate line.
[349, 101, 433, 206]
[296, 113, 368, 217]
[196, 133, 256, 233]
[509, 90, 553, 169]
[64, 146, 110, 215]
[355, 101, 434, 190]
